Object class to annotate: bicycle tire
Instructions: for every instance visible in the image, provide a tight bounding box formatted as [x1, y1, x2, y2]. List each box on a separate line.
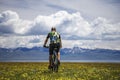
[51, 51, 59, 72]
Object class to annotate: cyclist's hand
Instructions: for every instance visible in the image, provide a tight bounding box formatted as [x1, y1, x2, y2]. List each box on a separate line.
[43, 44, 46, 47]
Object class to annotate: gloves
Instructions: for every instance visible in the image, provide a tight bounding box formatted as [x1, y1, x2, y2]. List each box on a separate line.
[43, 44, 46, 47]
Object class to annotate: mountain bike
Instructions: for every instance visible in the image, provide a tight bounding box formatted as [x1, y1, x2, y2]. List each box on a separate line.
[44, 45, 59, 72]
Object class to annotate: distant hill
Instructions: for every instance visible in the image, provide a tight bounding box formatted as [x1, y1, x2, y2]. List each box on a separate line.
[0, 47, 120, 62]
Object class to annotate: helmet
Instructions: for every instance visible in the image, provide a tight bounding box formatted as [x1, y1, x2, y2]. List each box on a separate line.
[51, 27, 56, 31]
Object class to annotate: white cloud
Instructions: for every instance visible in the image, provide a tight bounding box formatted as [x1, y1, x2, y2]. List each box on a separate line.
[0, 10, 92, 37]
[62, 39, 120, 50]
[0, 35, 119, 50]
[0, 10, 120, 50]
[0, 35, 45, 48]
[28, 11, 92, 36]
[0, 10, 119, 40]
[90, 17, 120, 39]
[0, 10, 32, 35]
[1, 0, 120, 22]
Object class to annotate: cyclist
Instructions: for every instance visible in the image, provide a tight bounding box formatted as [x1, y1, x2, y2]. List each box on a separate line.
[43, 27, 62, 69]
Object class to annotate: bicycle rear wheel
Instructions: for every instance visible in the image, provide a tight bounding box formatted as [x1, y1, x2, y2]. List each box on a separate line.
[52, 54, 59, 72]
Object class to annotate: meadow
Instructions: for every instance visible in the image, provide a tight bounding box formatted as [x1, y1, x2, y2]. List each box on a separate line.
[0, 62, 120, 80]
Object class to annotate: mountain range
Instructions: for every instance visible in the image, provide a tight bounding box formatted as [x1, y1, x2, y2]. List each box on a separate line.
[0, 47, 120, 62]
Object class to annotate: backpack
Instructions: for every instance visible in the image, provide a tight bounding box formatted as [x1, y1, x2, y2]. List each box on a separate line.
[49, 31, 60, 43]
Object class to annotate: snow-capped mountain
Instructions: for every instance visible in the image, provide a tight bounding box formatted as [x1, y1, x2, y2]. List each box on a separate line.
[0, 47, 120, 61]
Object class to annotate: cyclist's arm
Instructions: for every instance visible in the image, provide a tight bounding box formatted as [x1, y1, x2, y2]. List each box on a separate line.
[43, 33, 49, 46]
[59, 35, 62, 48]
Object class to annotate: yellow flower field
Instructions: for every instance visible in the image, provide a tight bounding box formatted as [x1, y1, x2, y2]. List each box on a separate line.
[0, 62, 120, 80]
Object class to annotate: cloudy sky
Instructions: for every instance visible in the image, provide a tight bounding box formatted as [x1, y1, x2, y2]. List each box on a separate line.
[0, 0, 120, 50]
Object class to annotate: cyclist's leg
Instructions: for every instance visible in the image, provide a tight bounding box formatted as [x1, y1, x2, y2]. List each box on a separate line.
[57, 52, 60, 60]
[56, 43, 60, 65]
[49, 55, 52, 66]
[49, 44, 54, 68]
[57, 51, 60, 65]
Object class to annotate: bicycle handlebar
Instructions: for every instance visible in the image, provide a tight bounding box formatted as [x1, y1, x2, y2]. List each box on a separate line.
[43, 45, 49, 48]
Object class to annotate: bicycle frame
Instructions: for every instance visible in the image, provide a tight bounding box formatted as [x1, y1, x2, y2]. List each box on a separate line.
[44, 46, 59, 72]
[51, 48, 59, 72]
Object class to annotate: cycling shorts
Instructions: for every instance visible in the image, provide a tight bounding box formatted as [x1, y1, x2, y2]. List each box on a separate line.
[49, 43, 60, 55]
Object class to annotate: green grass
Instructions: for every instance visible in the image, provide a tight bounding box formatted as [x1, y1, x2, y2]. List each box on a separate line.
[0, 62, 120, 80]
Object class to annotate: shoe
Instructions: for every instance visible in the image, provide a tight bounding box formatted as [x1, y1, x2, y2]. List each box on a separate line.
[48, 65, 53, 69]
[48, 65, 51, 69]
